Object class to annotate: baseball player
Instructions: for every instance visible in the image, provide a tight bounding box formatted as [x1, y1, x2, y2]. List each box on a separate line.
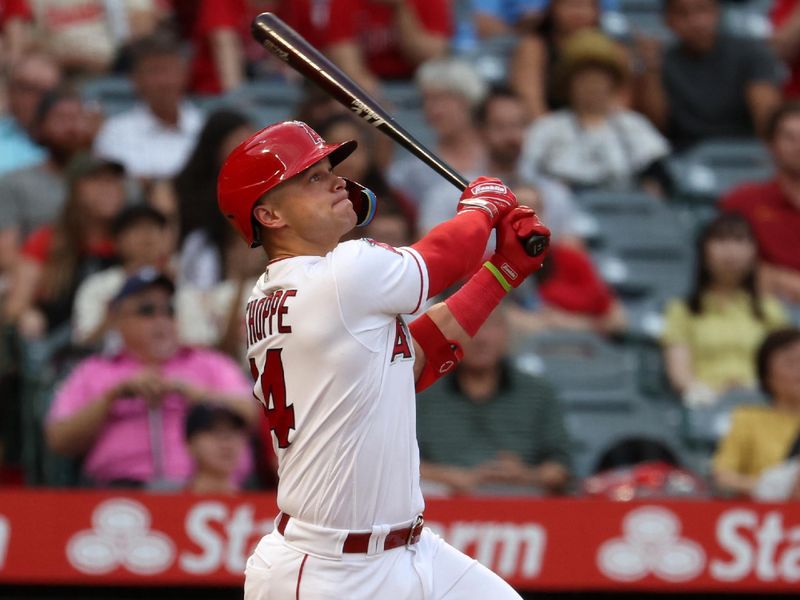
[217, 120, 550, 600]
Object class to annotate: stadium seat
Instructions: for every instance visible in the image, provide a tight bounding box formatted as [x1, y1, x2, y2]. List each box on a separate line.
[723, 3, 773, 38]
[565, 400, 687, 479]
[225, 78, 302, 107]
[391, 107, 436, 150]
[382, 81, 423, 110]
[80, 75, 137, 116]
[514, 330, 640, 410]
[576, 191, 694, 309]
[17, 326, 88, 486]
[668, 138, 774, 203]
[682, 388, 766, 450]
[603, 0, 672, 42]
[222, 78, 301, 126]
[462, 35, 518, 84]
[576, 190, 693, 257]
[593, 246, 693, 302]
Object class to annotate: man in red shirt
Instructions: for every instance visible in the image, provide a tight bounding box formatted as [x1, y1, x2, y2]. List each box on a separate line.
[772, 0, 800, 99]
[320, 0, 452, 90]
[720, 102, 800, 304]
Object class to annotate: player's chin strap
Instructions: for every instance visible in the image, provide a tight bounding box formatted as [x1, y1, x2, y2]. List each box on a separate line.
[343, 178, 377, 227]
[409, 314, 463, 392]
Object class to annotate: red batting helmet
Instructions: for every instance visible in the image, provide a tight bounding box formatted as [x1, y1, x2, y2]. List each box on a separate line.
[218, 120, 368, 247]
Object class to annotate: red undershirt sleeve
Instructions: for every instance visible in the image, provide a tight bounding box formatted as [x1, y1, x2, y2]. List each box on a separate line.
[410, 211, 492, 298]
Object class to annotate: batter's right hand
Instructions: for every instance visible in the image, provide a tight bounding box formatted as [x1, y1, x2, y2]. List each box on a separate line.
[488, 206, 550, 288]
[456, 176, 518, 227]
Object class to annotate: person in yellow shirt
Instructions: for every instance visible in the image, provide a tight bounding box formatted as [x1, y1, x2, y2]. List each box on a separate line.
[713, 328, 800, 497]
[661, 214, 788, 406]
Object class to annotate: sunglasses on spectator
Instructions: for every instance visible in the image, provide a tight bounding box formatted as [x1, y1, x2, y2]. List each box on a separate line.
[130, 302, 175, 318]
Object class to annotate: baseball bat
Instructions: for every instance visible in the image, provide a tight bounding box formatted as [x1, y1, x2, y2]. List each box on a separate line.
[251, 12, 548, 257]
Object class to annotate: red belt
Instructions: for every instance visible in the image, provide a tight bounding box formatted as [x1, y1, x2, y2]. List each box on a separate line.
[276, 513, 424, 553]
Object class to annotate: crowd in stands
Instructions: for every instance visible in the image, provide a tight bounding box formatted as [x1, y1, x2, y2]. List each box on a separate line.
[0, 0, 799, 502]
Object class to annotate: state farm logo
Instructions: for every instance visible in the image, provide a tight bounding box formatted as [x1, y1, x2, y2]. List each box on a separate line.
[430, 520, 546, 579]
[66, 499, 175, 575]
[598, 507, 705, 582]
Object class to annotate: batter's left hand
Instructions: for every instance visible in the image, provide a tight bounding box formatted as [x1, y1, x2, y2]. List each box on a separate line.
[457, 176, 518, 227]
[488, 206, 550, 288]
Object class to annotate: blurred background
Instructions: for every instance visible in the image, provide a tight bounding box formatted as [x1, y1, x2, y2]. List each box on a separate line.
[1, 0, 800, 598]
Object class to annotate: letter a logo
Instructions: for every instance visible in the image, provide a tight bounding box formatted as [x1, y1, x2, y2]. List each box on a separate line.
[391, 317, 412, 362]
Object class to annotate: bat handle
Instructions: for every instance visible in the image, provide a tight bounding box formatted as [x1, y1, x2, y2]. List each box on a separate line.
[524, 235, 549, 257]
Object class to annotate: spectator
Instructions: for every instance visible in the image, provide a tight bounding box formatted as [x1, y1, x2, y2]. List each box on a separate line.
[510, 0, 608, 120]
[519, 29, 670, 193]
[324, 0, 452, 92]
[274, 0, 330, 48]
[476, 85, 528, 187]
[148, 109, 252, 289]
[417, 310, 572, 496]
[507, 183, 627, 336]
[712, 327, 800, 498]
[771, 0, 800, 100]
[72, 204, 173, 349]
[176, 227, 264, 361]
[170, 0, 248, 95]
[661, 214, 788, 407]
[472, 0, 618, 41]
[636, 0, 784, 149]
[476, 87, 587, 243]
[0, 0, 29, 66]
[0, 51, 61, 176]
[388, 58, 487, 231]
[3, 154, 127, 338]
[362, 197, 416, 248]
[93, 32, 203, 180]
[3, 0, 163, 76]
[721, 102, 800, 305]
[185, 403, 250, 494]
[473, 0, 548, 40]
[45, 268, 256, 488]
[0, 88, 90, 279]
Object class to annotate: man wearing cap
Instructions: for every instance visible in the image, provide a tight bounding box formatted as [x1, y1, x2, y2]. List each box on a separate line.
[45, 268, 256, 488]
[218, 120, 551, 599]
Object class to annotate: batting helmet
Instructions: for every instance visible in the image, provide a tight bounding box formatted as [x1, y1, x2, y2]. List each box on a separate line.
[218, 120, 376, 247]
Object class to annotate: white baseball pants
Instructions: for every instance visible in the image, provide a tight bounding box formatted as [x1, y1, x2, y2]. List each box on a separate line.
[244, 527, 522, 600]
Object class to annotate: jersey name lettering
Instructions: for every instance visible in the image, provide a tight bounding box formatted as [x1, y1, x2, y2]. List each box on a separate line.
[391, 317, 412, 363]
[246, 289, 298, 346]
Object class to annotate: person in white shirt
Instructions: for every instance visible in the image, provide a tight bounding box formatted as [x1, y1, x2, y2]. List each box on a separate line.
[217, 120, 551, 599]
[519, 29, 670, 193]
[72, 203, 173, 349]
[93, 32, 202, 180]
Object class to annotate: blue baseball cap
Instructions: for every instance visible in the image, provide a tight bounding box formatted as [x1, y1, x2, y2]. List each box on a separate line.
[111, 267, 175, 306]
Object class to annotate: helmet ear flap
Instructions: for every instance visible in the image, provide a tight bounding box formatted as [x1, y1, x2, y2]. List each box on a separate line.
[343, 178, 377, 227]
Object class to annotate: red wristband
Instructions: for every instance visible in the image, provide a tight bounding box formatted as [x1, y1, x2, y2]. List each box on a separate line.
[444, 264, 507, 337]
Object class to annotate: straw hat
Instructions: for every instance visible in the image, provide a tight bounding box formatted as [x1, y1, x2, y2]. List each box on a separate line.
[555, 29, 629, 96]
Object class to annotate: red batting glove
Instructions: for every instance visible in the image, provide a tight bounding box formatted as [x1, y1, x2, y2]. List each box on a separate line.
[486, 207, 550, 289]
[456, 176, 518, 226]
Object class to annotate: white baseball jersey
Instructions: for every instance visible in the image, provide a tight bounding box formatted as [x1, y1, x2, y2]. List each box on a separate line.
[246, 239, 430, 531]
